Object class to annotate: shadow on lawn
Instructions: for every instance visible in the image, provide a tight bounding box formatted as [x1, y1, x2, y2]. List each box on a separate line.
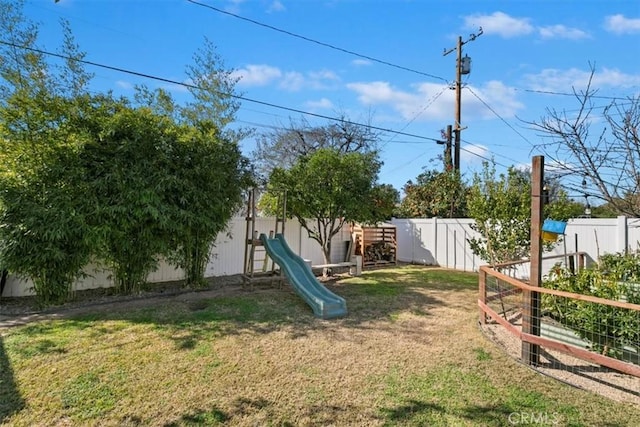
[380, 399, 545, 426]
[27, 266, 478, 351]
[163, 396, 369, 426]
[0, 335, 25, 423]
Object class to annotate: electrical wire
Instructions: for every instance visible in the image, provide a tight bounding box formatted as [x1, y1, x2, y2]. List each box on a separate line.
[519, 88, 627, 100]
[186, 0, 448, 83]
[465, 85, 536, 148]
[0, 39, 443, 144]
[379, 85, 449, 149]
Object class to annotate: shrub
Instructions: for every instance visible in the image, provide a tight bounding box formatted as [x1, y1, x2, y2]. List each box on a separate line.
[543, 253, 640, 359]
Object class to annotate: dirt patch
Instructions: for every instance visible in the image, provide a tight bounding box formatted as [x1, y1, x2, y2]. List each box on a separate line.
[0, 275, 247, 326]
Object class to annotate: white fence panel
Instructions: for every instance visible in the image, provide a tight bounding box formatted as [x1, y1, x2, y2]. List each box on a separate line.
[393, 219, 436, 265]
[8, 215, 640, 298]
[392, 218, 483, 271]
[2, 217, 351, 297]
[393, 216, 640, 276]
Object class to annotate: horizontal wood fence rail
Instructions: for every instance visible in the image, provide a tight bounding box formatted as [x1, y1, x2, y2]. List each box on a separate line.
[479, 254, 640, 378]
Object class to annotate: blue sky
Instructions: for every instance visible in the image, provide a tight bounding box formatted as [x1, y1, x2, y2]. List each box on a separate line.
[21, 0, 640, 194]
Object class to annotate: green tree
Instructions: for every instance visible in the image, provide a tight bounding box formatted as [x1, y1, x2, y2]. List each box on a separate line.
[466, 162, 572, 264]
[0, 1, 252, 300]
[368, 184, 400, 222]
[165, 121, 251, 287]
[80, 104, 178, 293]
[134, 40, 252, 287]
[396, 169, 468, 218]
[0, 0, 96, 304]
[268, 148, 382, 269]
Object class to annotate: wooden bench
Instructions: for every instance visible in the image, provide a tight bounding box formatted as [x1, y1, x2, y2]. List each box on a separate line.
[312, 261, 360, 276]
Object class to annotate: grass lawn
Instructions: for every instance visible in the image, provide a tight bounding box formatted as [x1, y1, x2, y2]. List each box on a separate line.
[1, 265, 639, 426]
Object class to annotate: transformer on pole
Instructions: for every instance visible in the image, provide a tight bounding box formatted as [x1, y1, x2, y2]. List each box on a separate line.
[443, 28, 483, 171]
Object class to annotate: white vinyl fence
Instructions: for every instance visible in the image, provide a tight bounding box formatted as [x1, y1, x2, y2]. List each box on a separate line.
[5, 216, 640, 297]
[2, 217, 353, 297]
[391, 216, 640, 279]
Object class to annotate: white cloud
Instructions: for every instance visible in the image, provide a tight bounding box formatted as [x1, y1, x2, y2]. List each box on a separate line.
[470, 80, 525, 119]
[463, 11, 534, 38]
[346, 80, 523, 123]
[280, 69, 340, 91]
[233, 64, 341, 91]
[280, 71, 306, 91]
[233, 65, 282, 87]
[351, 59, 372, 67]
[523, 67, 640, 92]
[463, 12, 591, 40]
[268, 0, 285, 13]
[308, 69, 340, 83]
[461, 143, 490, 164]
[115, 80, 133, 90]
[305, 98, 334, 110]
[538, 25, 589, 40]
[604, 14, 640, 34]
[224, 0, 245, 14]
[346, 81, 444, 120]
[161, 82, 188, 93]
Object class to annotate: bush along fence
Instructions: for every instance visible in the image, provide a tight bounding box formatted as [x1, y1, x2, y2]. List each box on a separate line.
[5, 215, 640, 299]
[1, 217, 353, 298]
[478, 252, 640, 378]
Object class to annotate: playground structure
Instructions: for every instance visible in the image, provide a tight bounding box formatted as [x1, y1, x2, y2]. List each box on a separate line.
[352, 223, 397, 267]
[261, 233, 347, 319]
[243, 188, 286, 285]
[243, 188, 348, 319]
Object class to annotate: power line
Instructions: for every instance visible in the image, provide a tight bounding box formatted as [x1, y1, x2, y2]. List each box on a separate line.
[519, 88, 627, 100]
[0, 39, 442, 143]
[186, 0, 448, 83]
[380, 85, 449, 149]
[466, 85, 536, 148]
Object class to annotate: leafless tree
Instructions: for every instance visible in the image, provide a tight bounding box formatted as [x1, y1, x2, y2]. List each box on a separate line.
[525, 66, 640, 216]
[252, 113, 380, 180]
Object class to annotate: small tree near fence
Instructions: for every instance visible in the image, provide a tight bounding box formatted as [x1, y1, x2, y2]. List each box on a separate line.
[267, 148, 388, 274]
[466, 161, 575, 265]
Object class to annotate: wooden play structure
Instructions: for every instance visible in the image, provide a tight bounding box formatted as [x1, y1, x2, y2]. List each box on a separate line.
[352, 223, 397, 267]
[243, 188, 286, 286]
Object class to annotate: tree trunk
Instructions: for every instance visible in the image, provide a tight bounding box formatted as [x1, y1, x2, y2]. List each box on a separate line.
[321, 246, 331, 277]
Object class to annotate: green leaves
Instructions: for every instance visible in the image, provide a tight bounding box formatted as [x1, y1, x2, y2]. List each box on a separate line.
[396, 169, 467, 218]
[0, 2, 250, 302]
[544, 258, 640, 358]
[466, 163, 532, 263]
[267, 148, 383, 263]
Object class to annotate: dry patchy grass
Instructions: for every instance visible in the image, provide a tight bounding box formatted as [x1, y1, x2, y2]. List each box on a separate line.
[1, 266, 639, 426]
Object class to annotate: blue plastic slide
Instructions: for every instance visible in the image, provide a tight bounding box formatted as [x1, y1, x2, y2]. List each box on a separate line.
[260, 233, 347, 319]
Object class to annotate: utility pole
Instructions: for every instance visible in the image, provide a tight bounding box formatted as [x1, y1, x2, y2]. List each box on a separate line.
[443, 27, 483, 171]
[439, 125, 453, 170]
[445, 124, 453, 170]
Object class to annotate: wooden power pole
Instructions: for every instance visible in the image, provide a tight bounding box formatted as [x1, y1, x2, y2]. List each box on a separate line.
[443, 28, 483, 171]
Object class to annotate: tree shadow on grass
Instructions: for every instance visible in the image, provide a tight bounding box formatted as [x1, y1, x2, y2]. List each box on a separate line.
[0, 335, 25, 423]
[163, 405, 229, 426]
[381, 399, 540, 426]
[13, 265, 478, 351]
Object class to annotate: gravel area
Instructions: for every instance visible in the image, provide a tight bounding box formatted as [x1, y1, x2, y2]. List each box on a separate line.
[481, 311, 640, 407]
